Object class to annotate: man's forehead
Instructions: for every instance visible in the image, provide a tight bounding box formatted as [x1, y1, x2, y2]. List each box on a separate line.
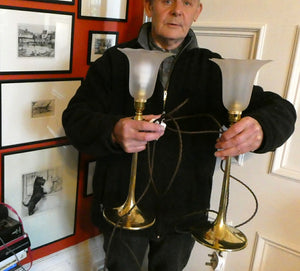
[149, 0, 201, 2]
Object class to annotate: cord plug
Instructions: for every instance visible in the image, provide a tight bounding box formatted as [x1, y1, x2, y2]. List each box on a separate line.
[150, 117, 166, 129]
[205, 251, 226, 271]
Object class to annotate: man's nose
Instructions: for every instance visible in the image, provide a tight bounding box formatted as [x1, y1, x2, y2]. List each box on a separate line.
[171, 1, 183, 16]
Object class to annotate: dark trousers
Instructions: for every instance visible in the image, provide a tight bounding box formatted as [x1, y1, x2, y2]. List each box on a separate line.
[103, 228, 195, 271]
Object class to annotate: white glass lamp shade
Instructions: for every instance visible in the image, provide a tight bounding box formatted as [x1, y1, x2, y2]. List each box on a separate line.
[119, 48, 173, 102]
[211, 58, 271, 113]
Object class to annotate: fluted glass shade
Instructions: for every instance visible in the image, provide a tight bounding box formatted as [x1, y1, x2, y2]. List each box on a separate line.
[118, 48, 173, 102]
[211, 58, 271, 113]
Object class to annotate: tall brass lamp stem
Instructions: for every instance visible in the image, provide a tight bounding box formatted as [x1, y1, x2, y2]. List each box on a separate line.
[190, 111, 247, 251]
[103, 100, 155, 230]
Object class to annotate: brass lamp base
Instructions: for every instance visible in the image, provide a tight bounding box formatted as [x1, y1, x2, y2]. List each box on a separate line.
[103, 205, 155, 230]
[191, 222, 247, 252]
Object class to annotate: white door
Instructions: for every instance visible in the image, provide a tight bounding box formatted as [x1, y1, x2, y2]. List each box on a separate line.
[186, 1, 300, 270]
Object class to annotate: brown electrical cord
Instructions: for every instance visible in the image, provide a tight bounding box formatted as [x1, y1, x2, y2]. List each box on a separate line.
[103, 100, 258, 270]
[220, 159, 259, 228]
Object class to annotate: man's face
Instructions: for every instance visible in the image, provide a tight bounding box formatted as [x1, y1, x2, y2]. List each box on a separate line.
[145, 0, 202, 50]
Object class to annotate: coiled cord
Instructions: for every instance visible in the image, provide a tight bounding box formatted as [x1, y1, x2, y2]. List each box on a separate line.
[103, 99, 258, 270]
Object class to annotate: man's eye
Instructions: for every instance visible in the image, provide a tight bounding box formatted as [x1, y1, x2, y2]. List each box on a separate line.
[184, 1, 192, 6]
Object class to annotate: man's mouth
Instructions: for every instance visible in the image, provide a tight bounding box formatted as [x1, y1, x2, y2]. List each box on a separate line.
[167, 22, 181, 27]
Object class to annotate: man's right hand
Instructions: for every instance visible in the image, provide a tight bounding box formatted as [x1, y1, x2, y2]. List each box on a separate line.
[112, 115, 166, 153]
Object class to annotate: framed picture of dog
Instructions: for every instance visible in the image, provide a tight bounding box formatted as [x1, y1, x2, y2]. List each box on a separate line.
[0, 78, 82, 148]
[2, 144, 79, 249]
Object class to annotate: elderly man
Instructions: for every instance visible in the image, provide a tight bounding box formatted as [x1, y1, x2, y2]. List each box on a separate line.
[62, 0, 296, 270]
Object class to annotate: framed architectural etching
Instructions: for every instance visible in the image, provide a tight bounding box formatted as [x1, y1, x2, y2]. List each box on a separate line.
[78, 0, 128, 21]
[87, 31, 119, 64]
[0, 6, 74, 74]
[2, 144, 79, 249]
[0, 78, 82, 148]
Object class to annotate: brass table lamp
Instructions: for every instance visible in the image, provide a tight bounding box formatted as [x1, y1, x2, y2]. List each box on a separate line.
[103, 48, 172, 230]
[191, 58, 270, 251]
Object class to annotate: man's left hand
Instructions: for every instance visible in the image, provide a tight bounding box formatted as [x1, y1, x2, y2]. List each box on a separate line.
[214, 116, 263, 159]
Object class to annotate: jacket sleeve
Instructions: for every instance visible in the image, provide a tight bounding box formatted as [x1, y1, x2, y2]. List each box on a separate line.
[62, 50, 126, 157]
[243, 85, 297, 153]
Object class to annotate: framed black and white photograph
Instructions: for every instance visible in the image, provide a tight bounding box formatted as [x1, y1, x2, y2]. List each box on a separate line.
[0, 78, 82, 148]
[84, 160, 96, 196]
[0, 6, 74, 74]
[27, 0, 75, 5]
[87, 31, 119, 64]
[2, 144, 79, 249]
[79, 0, 128, 21]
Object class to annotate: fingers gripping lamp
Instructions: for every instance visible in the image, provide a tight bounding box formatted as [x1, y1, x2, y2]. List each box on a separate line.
[103, 48, 173, 230]
[191, 58, 270, 251]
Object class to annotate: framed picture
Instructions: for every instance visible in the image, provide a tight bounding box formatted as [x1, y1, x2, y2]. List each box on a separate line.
[87, 31, 119, 64]
[0, 78, 82, 148]
[0, 6, 74, 74]
[84, 160, 96, 196]
[78, 0, 128, 21]
[2, 144, 79, 249]
[25, 0, 75, 4]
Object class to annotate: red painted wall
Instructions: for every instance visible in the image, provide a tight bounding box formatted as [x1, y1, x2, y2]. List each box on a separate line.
[0, 0, 144, 262]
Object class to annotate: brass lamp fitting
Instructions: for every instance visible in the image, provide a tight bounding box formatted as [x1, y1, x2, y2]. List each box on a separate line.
[228, 111, 242, 124]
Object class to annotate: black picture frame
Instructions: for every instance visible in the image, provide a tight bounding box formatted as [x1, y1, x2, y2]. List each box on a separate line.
[0, 5, 74, 74]
[84, 160, 96, 197]
[78, 0, 128, 22]
[2, 144, 79, 249]
[0, 78, 82, 148]
[21, 0, 75, 5]
[87, 31, 119, 64]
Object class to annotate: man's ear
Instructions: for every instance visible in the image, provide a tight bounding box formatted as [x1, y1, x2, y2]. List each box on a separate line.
[144, 0, 153, 18]
[194, 3, 203, 22]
